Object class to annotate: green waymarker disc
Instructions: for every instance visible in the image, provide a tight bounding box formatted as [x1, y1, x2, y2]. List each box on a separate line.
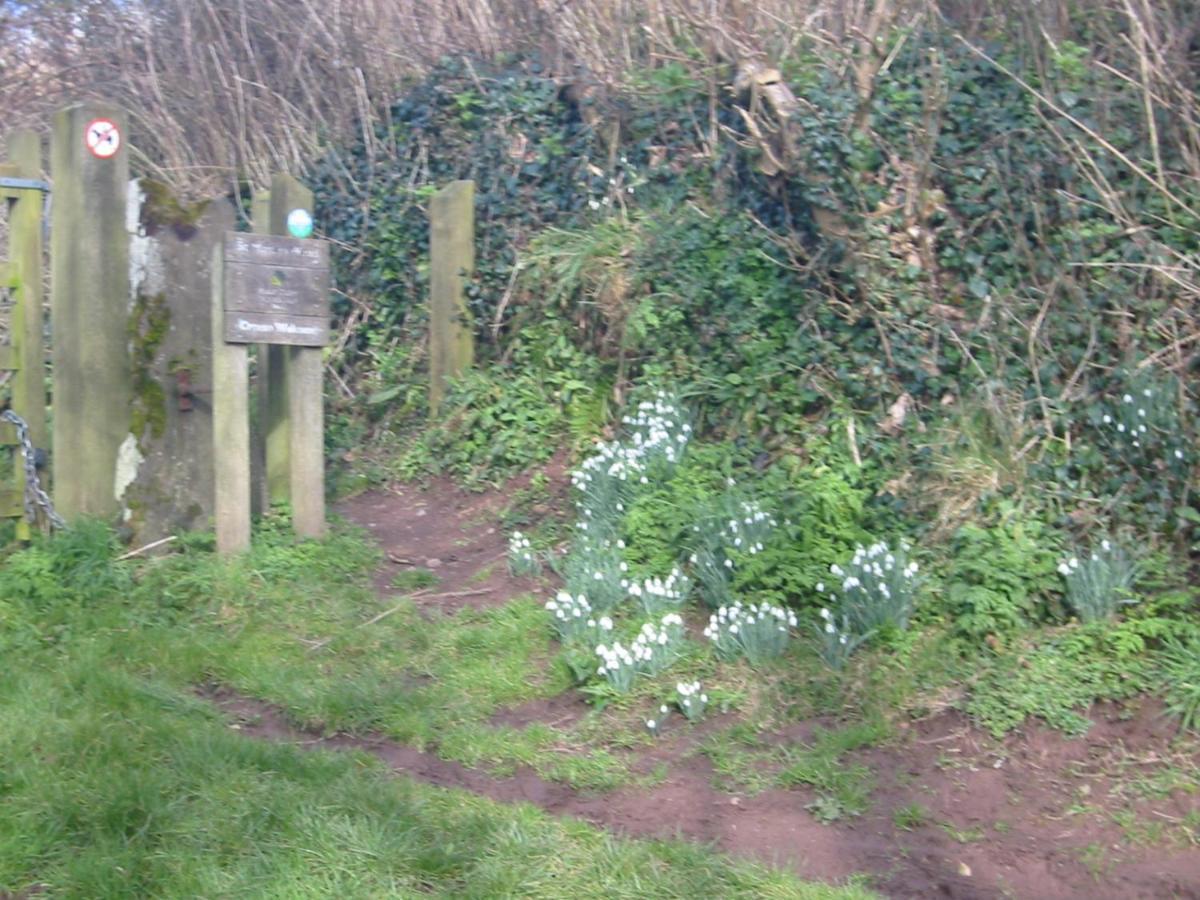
[287, 208, 313, 238]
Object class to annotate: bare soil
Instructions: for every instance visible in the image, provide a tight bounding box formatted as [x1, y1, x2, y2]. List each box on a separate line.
[294, 475, 1200, 899]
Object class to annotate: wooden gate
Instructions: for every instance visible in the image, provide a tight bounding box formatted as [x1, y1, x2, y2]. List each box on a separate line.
[0, 131, 49, 540]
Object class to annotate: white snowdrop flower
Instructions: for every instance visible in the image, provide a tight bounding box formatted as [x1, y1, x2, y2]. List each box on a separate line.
[600, 616, 613, 630]
[619, 562, 628, 572]
[1139, 425, 1148, 433]
[616, 540, 626, 549]
[1102, 414, 1112, 424]
[729, 624, 739, 634]
[1175, 449, 1185, 459]
[825, 622, 836, 634]
[593, 571, 603, 581]
[1123, 393, 1133, 403]
[1058, 562, 1070, 576]
[660, 704, 669, 714]
[1101, 539, 1111, 552]
[723, 558, 733, 568]
[1138, 408, 1147, 417]
[816, 583, 825, 594]
[700, 694, 708, 702]
[1117, 423, 1126, 433]
[1143, 388, 1153, 397]
[819, 607, 831, 620]
[1091, 553, 1099, 562]
[646, 719, 656, 729]
[831, 564, 843, 577]
[1069, 557, 1079, 568]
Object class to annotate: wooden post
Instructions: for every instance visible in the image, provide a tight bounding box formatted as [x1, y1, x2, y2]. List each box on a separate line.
[50, 102, 131, 521]
[262, 174, 312, 505]
[7, 132, 47, 541]
[250, 188, 271, 517]
[210, 247, 251, 554]
[288, 344, 325, 538]
[428, 180, 475, 415]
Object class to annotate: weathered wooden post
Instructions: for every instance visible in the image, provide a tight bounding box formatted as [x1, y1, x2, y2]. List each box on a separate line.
[210, 246, 251, 554]
[212, 232, 329, 553]
[261, 173, 313, 505]
[428, 180, 475, 415]
[1, 131, 49, 540]
[250, 188, 272, 518]
[50, 103, 132, 521]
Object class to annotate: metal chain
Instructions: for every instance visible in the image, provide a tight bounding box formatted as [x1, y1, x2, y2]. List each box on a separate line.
[1, 409, 66, 531]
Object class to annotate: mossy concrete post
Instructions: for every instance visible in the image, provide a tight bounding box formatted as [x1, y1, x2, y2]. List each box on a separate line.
[262, 174, 312, 505]
[210, 246, 251, 554]
[6, 131, 48, 540]
[50, 103, 131, 521]
[428, 180, 475, 415]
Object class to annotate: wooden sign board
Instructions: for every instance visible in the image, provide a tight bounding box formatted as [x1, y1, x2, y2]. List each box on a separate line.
[222, 232, 330, 346]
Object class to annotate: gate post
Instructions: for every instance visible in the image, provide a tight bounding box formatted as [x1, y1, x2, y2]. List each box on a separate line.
[50, 102, 131, 521]
[428, 180, 475, 416]
[1, 131, 49, 539]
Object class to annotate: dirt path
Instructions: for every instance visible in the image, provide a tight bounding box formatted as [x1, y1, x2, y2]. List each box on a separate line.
[311, 480, 1200, 899]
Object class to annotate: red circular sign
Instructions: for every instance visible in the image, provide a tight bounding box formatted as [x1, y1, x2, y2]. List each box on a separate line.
[84, 118, 121, 159]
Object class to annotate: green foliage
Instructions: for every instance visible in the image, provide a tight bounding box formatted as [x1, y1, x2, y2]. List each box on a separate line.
[621, 442, 731, 575]
[779, 720, 888, 822]
[943, 510, 1061, 644]
[0, 521, 133, 649]
[964, 622, 1157, 737]
[734, 460, 872, 611]
[1160, 638, 1200, 733]
[1058, 539, 1138, 623]
[397, 352, 601, 487]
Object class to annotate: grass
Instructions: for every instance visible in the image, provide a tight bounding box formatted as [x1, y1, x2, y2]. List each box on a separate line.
[389, 566, 440, 592]
[0, 520, 876, 899]
[778, 720, 889, 822]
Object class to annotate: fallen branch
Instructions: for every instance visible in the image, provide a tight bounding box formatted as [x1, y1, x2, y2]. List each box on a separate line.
[307, 587, 494, 651]
[117, 535, 178, 560]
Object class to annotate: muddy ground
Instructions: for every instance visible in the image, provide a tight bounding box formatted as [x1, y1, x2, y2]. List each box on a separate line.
[204, 474, 1200, 899]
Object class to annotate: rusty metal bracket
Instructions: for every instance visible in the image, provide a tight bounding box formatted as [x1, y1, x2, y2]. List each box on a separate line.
[174, 368, 211, 412]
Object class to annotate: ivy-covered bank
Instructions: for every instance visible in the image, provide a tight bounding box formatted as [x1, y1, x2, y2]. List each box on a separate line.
[310, 33, 1200, 737]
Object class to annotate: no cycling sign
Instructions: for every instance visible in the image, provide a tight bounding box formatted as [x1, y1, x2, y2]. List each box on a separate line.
[84, 118, 121, 159]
